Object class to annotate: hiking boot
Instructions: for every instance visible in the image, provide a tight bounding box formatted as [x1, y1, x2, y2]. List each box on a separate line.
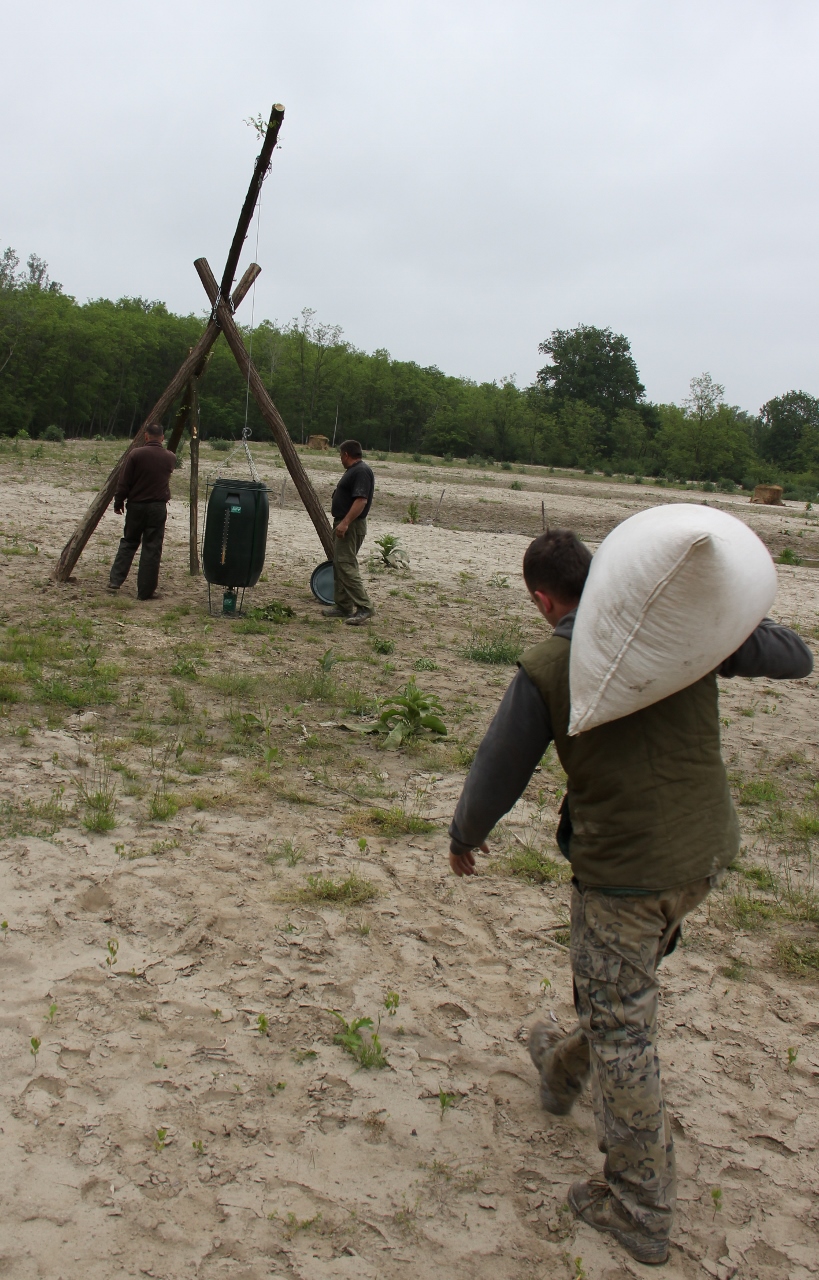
[528, 1021, 589, 1115]
[344, 608, 374, 626]
[321, 605, 353, 618]
[568, 1179, 669, 1266]
[106, 582, 120, 592]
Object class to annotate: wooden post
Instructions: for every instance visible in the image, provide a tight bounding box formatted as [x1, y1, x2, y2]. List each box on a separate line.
[52, 100, 279, 583]
[52, 265, 260, 582]
[189, 378, 200, 576]
[194, 256, 335, 561]
[220, 107, 284, 301]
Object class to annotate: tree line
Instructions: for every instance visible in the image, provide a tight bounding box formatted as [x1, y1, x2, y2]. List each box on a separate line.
[2, 245, 817, 497]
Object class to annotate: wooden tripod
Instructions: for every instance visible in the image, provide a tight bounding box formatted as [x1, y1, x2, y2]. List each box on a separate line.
[53, 103, 335, 582]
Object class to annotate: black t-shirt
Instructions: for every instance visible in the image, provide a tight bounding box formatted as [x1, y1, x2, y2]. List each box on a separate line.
[331, 459, 375, 520]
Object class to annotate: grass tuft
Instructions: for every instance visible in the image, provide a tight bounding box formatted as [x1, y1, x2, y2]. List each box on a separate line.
[290, 872, 378, 907]
[489, 845, 570, 885]
[341, 806, 435, 837]
[464, 623, 524, 665]
[776, 939, 819, 976]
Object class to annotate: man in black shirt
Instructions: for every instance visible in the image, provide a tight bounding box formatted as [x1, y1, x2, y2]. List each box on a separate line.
[107, 422, 176, 600]
[325, 439, 375, 625]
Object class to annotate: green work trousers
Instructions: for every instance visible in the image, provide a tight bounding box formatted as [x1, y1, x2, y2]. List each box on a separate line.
[109, 500, 167, 599]
[555, 876, 712, 1240]
[333, 517, 372, 612]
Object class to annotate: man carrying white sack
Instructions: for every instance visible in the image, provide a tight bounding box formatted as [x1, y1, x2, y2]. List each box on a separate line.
[448, 527, 813, 1267]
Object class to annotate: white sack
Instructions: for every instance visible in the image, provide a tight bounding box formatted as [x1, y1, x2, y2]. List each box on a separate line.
[568, 503, 777, 735]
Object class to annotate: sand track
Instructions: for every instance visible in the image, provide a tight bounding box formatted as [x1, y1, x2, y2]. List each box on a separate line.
[0, 442, 817, 1280]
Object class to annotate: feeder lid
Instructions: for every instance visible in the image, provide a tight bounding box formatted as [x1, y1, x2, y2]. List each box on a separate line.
[310, 560, 335, 605]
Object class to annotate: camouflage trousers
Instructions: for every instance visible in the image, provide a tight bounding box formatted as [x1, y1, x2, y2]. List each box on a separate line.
[554, 877, 712, 1238]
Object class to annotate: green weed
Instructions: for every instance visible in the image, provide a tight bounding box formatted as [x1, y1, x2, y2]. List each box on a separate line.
[439, 1089, 456, 1118]
[777, 547, 802, 566]
[170, 654, 199, 679]
[737, 778, 782, 806]
[330, 1011, 389, 1069]
[376, 679, 447, 746]
[490, 845, 570, 885]
[777, 939, 819, 975]
[245, 600, 294, 623]
[372, 532, 410, 569]
[291, 872, 378, 907]
[464, 623, 524, 665]
[266, 838, 304, 867]
[342, 805, 435, 837]
[76, 754, 117, 833]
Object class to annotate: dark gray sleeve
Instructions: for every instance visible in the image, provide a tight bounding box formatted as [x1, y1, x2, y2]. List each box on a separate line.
[449, 667, 553, 851]
[718, 618, 814, 680]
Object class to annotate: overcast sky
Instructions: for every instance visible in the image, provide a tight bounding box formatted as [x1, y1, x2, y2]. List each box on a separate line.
[2, 1, 817, 412]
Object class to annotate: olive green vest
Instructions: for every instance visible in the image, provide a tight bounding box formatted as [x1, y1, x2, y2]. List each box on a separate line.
[521, 636, 739, 890]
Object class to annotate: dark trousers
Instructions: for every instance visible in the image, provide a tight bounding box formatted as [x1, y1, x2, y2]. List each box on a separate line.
[109, 501, 167, 599]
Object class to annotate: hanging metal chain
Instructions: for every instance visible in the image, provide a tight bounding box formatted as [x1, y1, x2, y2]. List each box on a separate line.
[242, 427, 261, 482]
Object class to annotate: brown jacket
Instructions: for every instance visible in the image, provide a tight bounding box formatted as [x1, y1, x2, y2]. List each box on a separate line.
[115, 441, 175, 505]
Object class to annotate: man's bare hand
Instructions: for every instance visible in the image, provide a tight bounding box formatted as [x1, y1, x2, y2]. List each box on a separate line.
[449, 842, 488, 876]
[334, 523, 349, 539]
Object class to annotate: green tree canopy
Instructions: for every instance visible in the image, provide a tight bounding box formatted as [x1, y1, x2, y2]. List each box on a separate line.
[536, 324, 645, 420]
[758, 390, 819, 470]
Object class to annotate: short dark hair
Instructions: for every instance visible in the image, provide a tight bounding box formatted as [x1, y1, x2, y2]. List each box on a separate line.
[523, 529, 592, 602]
[339, 439, 362, 458]
[145, 422, 164, 438]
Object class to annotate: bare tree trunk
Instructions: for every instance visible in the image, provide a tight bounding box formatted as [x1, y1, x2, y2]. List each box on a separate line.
[194, 257, 335, 561]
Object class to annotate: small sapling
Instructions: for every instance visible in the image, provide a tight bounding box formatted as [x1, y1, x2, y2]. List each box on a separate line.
[45, 1002, 57, 1024]
[256, 1013, 270, 1037]
[787, 1046, 798, 1069]
[438, 1089, 456, 1118]
[154, 1127, 167, 1153]
[1, 920, 8, 941]
[192, 1139, 204, 1156]
[30, 1036, 41, 1066]
[384, 991, 400, 1016]
[358, 837, 368, 852]
[711, 1186, 722, 1219]
[106, 937, 119, 970]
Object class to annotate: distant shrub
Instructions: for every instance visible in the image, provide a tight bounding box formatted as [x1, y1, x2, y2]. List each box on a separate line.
[510, 480, 523, 490]
[41, 424, 65, 443]
[209, 438, 232, 452]
[501, 461, 512, 471]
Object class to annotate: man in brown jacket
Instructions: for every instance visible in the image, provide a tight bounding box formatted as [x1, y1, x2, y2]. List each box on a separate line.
[448, 529, 813, 1266]
[107, 423, 176, 600]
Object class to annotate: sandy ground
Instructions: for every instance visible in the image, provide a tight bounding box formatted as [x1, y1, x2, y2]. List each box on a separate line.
[0, 441, 818, 1280]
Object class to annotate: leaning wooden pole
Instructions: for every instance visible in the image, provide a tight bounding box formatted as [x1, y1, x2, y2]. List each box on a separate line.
[189, 378, 200, 576]
[220, 106, 285, 301]
[52, 264, 261, 582]
[194, 256, 335, 561]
